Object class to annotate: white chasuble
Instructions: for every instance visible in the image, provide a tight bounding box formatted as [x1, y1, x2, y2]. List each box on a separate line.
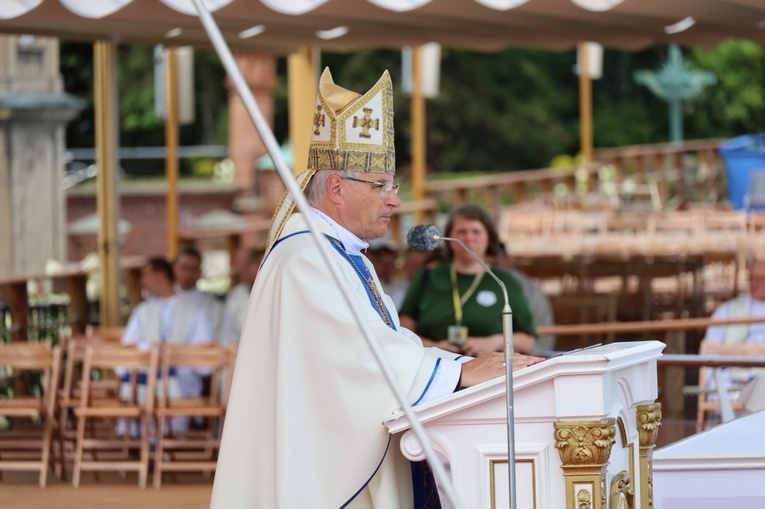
[210, 214, 464, 508]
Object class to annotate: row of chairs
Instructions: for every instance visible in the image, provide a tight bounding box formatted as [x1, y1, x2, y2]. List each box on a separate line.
[0, 337, 236, 489]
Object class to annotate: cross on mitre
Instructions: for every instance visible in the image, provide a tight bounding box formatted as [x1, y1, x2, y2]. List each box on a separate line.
[343, 88, 385, 147]
[352, 108, 380, 139]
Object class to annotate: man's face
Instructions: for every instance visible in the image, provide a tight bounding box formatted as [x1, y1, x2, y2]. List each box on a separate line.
[141, 266, 162, 296]
[750, 262, 765, 301]
[337, 173, 400, 240]
[175, 254, 202, 291]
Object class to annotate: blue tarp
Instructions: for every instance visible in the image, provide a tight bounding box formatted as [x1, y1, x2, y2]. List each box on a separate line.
[719, 133, 765, 210]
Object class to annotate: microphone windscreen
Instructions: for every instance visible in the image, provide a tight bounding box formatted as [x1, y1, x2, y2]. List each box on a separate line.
[406, 224, 442, 251]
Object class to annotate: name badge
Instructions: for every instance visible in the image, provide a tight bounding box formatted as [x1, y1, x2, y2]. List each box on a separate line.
[447, 325, 468, 346]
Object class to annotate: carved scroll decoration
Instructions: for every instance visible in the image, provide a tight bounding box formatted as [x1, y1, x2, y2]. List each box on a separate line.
[609, 470, 635, 509]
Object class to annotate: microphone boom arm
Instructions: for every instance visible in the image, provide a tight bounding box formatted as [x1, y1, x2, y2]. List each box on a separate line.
[435, 235, 518, 509]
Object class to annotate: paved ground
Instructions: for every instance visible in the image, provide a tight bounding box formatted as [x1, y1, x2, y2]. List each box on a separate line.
[0, 471, 213, 509]
[0, 418, 698, 508]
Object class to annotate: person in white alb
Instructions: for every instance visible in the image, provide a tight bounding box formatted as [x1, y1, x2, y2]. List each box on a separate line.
[174, 246, 222, 335]
[217, 247, 263, 346]
[121, 257, 214, 432]
[210, 68, 541, 509]
[705, 258, 765, 414]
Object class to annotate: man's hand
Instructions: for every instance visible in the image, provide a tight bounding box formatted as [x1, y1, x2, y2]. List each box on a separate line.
[459, 352, 543, 388]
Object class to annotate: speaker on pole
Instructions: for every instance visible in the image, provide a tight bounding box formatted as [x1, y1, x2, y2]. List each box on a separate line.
[402, 42, 441, 98]
[154, 45, 195, 125]
[576, 42, 603, 79]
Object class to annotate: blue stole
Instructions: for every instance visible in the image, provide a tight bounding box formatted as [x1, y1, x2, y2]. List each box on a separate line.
[273, 230, 440, 508]
[325, 236, 397, 330]
[324, 237, 442, 509]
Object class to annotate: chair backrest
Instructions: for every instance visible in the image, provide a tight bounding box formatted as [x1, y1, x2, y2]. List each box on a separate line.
[79, 344, 159, 410]
[698, 340, 765, 393]
[60, 335, 117, 403]
[156, 344, 237, 408]
[0, 342, 61, 415]
[85, 326, 126, 343]
[701, 340, 765, 358]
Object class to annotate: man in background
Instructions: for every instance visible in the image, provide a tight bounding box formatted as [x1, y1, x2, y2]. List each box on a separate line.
[121, 256, 214, 432]
[217, 247, 263, 346]
[174, 246, 222, 334]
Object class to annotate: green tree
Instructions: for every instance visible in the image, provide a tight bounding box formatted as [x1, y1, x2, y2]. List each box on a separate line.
[61, 40, 765, 178]
[61, 42, 228, 178]
[687, 40, 765, 138]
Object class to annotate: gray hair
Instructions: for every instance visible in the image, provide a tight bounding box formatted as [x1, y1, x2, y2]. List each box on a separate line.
[305, 169, 356, 205]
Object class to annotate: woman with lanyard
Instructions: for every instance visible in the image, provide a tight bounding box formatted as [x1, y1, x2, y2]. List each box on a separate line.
[399, 204, 538, 356]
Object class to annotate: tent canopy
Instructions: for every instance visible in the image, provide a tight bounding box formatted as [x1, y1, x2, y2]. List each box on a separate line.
[1, 0, 765, 53]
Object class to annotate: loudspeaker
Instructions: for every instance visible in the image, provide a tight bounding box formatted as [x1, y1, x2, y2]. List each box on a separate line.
[576, 42, 603, 80]
[154, 45, 195, 125]
[402, 42, 441, 98]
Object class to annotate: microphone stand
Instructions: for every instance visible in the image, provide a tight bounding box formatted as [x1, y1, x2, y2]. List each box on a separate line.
[435, 235, 517, 509]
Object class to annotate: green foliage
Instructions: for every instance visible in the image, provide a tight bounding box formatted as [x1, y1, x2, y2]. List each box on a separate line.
[687, 40, 765, 138]
[61, 42, 229, 178]
[118, 45, 163, 146]
[190, 158, 217, 179]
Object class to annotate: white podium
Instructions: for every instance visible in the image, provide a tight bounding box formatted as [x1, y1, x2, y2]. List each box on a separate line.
[653, 410, 765, 509]
[385, 341, 665, 509]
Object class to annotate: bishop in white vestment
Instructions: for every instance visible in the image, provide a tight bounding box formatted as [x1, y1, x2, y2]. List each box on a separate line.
[211, 68, 538, 509]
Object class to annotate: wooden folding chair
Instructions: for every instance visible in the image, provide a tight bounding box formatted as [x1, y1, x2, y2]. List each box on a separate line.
[71, 343, 159, 488]
[153, 344, 236, 488]
[84, 325, 126, 343]
[0, 342, 62, 487]
[695, 340, 765, 433]
[57, 335, 122, 474]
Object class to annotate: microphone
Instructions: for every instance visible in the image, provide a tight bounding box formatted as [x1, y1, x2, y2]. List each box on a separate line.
[406, 223, 519, 509]
[406, 224, 442, 251]
[406, 225, 510, 305]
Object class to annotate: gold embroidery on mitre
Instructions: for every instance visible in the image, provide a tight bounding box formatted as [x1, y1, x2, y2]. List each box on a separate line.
[265, 169, 316, 253]
[265, 68, 396, 254]
[313, 105, 326, 136]
[308, 67, 395, 175]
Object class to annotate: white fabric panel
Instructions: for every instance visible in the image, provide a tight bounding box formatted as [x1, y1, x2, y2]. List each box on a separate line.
[570, 0, 624, 12]
[367, 0, 432, 13]
[60, 0, 132, 18]
[0, 0, 42, 20]
[654, 412, 765, 509]
[260, 0, 328, 15]
[473, 0, 530, 10]
[159, 0, 233, 16]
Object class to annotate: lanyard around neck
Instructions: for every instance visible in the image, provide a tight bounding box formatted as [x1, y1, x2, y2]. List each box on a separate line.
[450, 264, 485, 325]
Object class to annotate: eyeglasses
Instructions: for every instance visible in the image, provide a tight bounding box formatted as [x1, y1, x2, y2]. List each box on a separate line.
[342, 176, 400, 196]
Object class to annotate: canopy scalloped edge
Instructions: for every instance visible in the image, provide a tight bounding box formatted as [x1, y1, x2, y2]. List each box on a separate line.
[159, 0, 234, 16]
[570, 0, 625, 12]
[59, 0, 133, 19]
[0, 0, 43, 20]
